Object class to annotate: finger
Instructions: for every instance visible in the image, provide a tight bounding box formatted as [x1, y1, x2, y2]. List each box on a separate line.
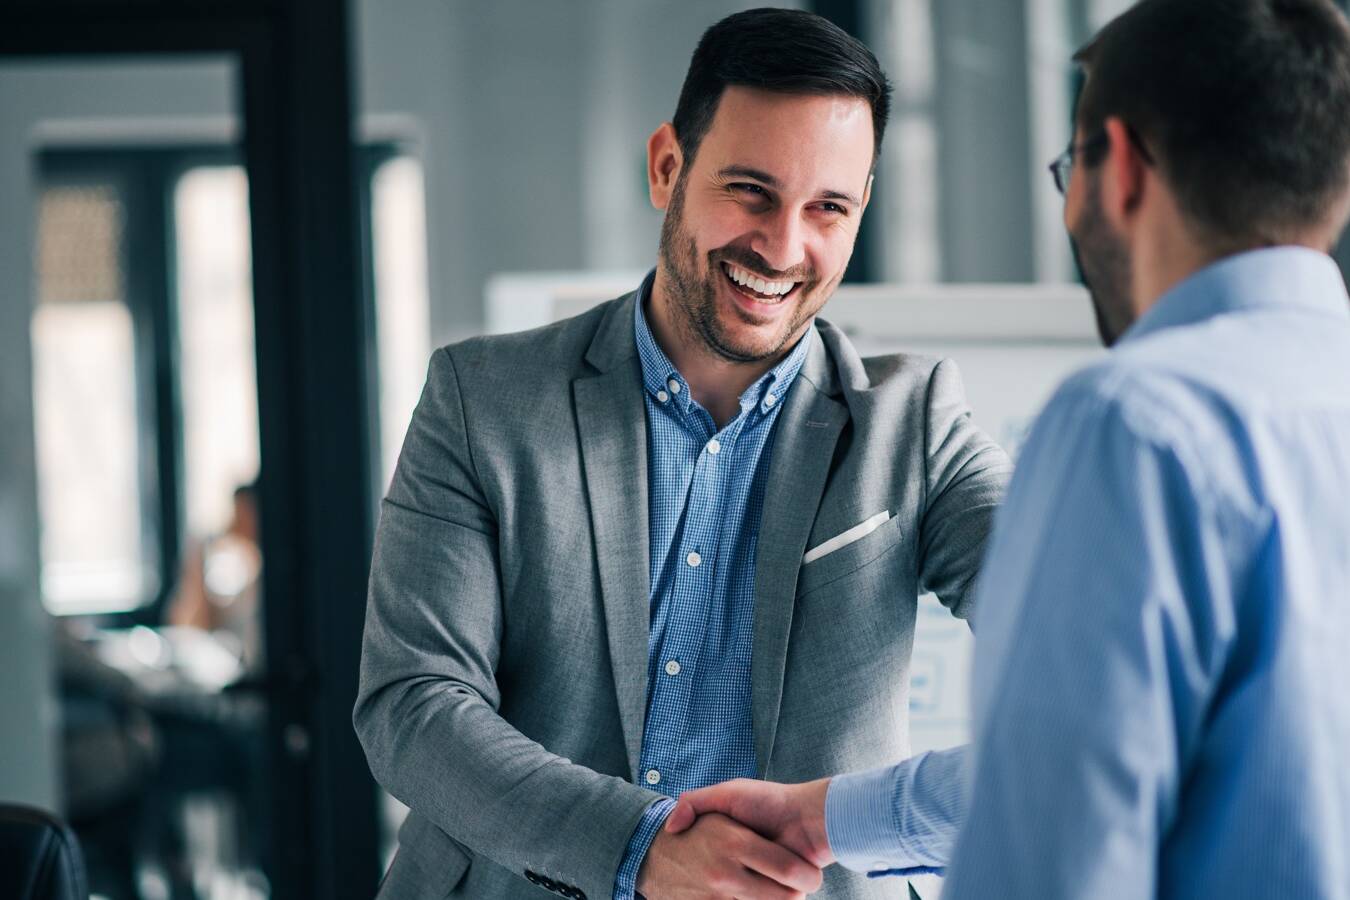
[729, 865, 809, 900]
[664, 799, 697, 833]
[671, 783, 733, 822]
[737, 833, 823, 894]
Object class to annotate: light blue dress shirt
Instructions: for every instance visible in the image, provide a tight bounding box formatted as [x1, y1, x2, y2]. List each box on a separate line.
[614, 278, 811, 899]
[826, 247, 1350, 899]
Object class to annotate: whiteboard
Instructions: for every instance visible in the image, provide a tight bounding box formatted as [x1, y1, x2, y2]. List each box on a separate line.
[485, 273, 1104, 754]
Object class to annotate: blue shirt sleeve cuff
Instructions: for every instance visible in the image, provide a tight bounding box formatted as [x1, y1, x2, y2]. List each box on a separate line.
[826, 765, 908, 873]
[826, 747, 970, 875]
[613, 797, 677, 900]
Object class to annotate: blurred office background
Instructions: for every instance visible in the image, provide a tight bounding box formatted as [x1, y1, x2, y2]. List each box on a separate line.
[3, 1, 1349, 899]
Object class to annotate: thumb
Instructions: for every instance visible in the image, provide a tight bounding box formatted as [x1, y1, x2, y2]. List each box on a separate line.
[664, 798, 697, 833]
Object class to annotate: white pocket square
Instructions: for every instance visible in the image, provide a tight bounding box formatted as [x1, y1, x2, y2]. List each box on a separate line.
[802, 510, 891, 564]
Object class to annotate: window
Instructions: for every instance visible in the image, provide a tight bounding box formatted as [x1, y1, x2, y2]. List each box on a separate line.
[369, 154, 431, 488]
[174, 165, 260, 538]
[31, 145, 429, 617]
[32, 180, 160, 615]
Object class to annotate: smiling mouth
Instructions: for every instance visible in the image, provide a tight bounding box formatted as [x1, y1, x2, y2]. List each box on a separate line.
[721, 261, 801, 304]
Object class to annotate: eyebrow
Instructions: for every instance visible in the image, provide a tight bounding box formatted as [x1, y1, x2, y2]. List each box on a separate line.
[716, 165, 861, 206]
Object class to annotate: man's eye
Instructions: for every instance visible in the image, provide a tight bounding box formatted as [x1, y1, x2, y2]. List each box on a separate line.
[818, 202, 848, 215]
[732, 183, 768, 197]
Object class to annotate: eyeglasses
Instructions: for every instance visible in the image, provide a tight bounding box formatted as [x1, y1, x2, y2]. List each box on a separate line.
[1048, 132, 1108, 195]
[1048, 127, 1155, 195]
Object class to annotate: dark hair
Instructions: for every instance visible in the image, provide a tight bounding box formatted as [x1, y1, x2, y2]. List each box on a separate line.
[1074, 0, 1350, 244]
[672, 7, 892, 167]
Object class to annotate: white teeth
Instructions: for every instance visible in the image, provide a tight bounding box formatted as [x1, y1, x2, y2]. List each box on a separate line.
[724, 263, 794, 296]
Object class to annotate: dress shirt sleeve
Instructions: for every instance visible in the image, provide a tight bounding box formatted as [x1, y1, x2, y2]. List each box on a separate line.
[825, 745, 970, 873]
[613, 798, 677, 900]
[942, 378, 1246, 900]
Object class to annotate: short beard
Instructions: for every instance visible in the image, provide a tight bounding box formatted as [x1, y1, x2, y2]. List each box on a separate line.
[657, 172, 822, 364]
[1071, 176, 1134, 347]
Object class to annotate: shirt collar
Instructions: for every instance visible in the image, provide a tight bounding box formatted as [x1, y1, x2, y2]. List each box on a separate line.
[633, 269, 812, 418]
[1120, 246, 1350, 345]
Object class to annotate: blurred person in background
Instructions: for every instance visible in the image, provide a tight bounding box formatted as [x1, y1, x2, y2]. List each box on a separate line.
[59, 479, 269, 898]
[168, 481, 263, 674]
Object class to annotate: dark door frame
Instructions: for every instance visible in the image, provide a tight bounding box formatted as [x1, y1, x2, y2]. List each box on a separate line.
[2, 3, 381, 898]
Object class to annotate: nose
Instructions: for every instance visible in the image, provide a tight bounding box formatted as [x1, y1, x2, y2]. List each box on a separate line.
[748, 205, 806, 274]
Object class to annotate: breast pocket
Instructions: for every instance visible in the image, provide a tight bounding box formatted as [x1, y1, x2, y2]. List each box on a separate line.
[795, 513, 903, 599]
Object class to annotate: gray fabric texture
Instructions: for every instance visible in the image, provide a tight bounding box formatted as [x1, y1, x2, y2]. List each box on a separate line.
[354, 289, 1011, 899]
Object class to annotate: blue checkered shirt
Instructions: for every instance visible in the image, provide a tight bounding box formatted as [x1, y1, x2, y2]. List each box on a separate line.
[613, 278, 811, 898]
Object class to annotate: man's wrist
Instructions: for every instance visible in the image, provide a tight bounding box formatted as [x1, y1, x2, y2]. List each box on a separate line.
[614, 798, 677, 900]
[794, 777, 837, 867]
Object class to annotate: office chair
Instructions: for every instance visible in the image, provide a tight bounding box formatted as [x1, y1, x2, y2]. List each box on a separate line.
[0, 805, 89, 900]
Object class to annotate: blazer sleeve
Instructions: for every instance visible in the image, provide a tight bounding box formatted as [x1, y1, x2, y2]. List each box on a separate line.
[916, 358, 1013, 621]
[353, 347, 661, 899]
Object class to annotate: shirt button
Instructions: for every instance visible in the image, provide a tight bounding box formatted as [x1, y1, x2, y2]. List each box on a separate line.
[706, 438, 721, 455]
[645, 768, 661, 785]
[686, 551, 701, 568]
[665, 659, 681, 676]
[667, 379, 681, 395]
[765, 393, 777, 407]
[656, 390, 669, 403]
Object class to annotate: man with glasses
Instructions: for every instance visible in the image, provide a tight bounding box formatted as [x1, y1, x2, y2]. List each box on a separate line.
[667, 1, 1350, 896]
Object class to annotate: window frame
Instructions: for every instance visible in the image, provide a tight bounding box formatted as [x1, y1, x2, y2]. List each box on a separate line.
[37, 146, 237, 624]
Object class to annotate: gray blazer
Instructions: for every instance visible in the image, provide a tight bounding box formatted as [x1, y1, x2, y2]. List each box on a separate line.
[354, 290, 1011, 899]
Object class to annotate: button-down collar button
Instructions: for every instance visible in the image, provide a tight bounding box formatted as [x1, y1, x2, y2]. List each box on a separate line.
[665, 659, 681, 676]
[765, 393, 778, 408]
[706, 438, 721, 455]
[667, 378, 681, 394]
[686, 551, 702, 568]
[656, 390, 669, 403]
[645, 768, 662, 785]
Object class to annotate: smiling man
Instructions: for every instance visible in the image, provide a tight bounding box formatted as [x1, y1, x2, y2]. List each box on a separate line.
[354, 9, 1010, 900]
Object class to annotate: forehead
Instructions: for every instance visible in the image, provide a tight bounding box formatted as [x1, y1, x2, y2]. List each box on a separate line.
[694, 85, 874, 196]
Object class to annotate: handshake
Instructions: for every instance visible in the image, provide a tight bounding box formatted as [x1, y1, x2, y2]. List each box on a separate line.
[635, 777, 833, 900]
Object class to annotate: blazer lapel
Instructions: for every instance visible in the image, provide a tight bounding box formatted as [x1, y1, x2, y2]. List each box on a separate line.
[752, 330, 847, 775]
[573, 295, 650, 782]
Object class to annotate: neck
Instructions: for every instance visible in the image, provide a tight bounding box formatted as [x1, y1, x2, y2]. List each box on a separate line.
[1130, 211, 1238, 324]
[648, 266, 789, 428]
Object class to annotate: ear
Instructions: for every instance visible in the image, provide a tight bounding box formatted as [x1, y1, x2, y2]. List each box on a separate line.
[861, 173, 874, 214]
[647, 122, 683, 211]
[1098, 116, 1148, 229]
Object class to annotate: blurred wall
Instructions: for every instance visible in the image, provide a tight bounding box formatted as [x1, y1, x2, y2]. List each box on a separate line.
[0, 66, 53, 809]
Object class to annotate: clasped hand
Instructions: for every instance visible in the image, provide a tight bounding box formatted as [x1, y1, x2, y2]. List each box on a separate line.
[635, 778, 833, 899]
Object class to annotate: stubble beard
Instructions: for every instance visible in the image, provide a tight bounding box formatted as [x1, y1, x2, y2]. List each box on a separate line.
[1071, 176, 1135, 348]
[657, 174, 824, 364]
